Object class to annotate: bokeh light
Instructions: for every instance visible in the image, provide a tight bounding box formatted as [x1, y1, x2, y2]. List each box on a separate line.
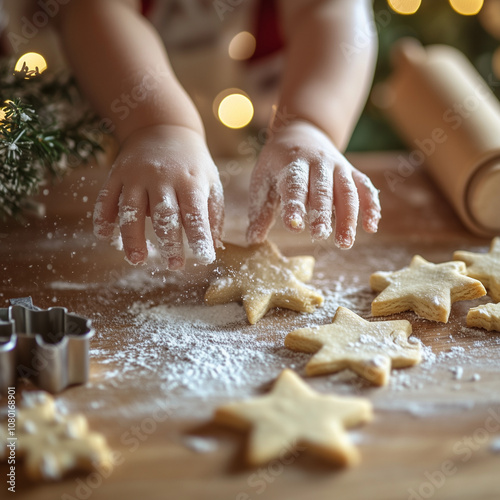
[228, 31, 256, 61]
[478, 0, 500, 38]
[14, 52, 47, 77]
[0, 101, 13, 124]
[449, 0, 484, 15]
[387, 0, 422, 15]
[216, 92, 254, 129]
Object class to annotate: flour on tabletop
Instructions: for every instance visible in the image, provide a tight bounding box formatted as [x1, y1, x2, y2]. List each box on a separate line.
[182, 436, 219, 454]
[89, 276, 374, 418]
[47, 262, 168, 293]
[86, 264, 500, 420]
[49, 281, 95, 290]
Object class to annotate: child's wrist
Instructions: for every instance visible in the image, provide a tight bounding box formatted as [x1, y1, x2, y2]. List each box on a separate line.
[117, 121, 206, 145]
[268, 114, 340, 150]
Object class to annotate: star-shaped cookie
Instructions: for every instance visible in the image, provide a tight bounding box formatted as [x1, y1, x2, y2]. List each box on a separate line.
[453, 238, 500, 302]
[0, 392, 112, 480]
[467, 302, 500, 332]
[370, 255, 486, 323]
[205, 241, 324, 324]
[284, 306, 421, 385]
[214, 369, 372, 466]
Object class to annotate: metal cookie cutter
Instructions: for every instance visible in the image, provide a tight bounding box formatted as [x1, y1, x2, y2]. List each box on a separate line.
[0, 297, 94, 393]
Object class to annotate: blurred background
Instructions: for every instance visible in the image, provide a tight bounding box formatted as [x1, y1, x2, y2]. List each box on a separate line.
[352, 0, 500, 151]
[2, 0, 500, 155]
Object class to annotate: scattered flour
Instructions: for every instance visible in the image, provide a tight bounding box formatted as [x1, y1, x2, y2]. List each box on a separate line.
[182, 436, 219, 454]
[93, 190, 117, 240]
[84, 265, 500, 420]
[152, 196, 182, 265]
[277, 159, 308, 228]
[88, 276, 373, 418]
[49, 281, 95, 290]
[449, 366, 464, 380]
[118, 193, 138, 226]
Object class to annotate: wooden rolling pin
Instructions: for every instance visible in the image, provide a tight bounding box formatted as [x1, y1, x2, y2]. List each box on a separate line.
[378, 38, 500, 236]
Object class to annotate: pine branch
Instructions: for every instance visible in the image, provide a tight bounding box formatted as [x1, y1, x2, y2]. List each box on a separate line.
[0, 58, 105, 220]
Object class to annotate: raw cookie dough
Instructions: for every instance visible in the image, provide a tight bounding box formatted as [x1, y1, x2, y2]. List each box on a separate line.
[205, 241, 324, 324]
[370, 255, 486, 323]
[453, 237, 500, 302]
[285, 306, 421, 385]
[214, 369, 372, 466]
[0, 392, 112, 480]
[467, 302, 500, 332]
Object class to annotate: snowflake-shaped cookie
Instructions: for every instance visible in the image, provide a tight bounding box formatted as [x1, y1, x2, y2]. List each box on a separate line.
[0, 392, 112, 480]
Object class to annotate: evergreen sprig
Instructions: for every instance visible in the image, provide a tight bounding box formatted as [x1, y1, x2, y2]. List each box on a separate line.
[0, 58, 104, 220]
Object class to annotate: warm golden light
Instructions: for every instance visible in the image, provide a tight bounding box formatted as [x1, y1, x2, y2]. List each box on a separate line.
[217, 92, 254, 129]
[387, 0, 422, 15]
[14, 52, 47, 77]
[228, 31, 256, 60]
[0, 101, 12, 123]
[449, 0, 484, 15]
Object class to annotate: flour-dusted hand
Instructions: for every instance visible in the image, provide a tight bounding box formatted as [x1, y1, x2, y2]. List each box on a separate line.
[93, 124, 224, 269]
[55, 0, 379, 261]
[246, 121, 380, 249]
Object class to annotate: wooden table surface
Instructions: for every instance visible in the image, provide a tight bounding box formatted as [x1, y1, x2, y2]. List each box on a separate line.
[1, 152, 500, 500]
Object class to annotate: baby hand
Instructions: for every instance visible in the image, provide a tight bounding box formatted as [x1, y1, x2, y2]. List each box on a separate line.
[93, 124, 224, 269]
[247, 120, 380, 248]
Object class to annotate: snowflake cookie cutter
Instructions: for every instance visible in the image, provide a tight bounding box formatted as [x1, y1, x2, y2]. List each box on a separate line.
[0, 297, 94, 393]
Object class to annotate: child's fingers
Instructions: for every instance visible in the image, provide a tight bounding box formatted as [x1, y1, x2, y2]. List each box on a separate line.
[151, 191, 185, 270]
[277, 159, 309, 233]
[179, 190, 216, 265]
[333, 164, 359, 249]
[352, 170, 381, 233]
[208, 181, 225, 248]
[246, 173, 279, 244]
[93, 180, 121, 240]
[118, 188, 148, 265]
[308, 159, 334, 240]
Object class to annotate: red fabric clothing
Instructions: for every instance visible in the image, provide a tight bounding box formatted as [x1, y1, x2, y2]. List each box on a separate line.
[248, 0, 284, 62]
[141, 0, 284, 60]
[141, 0, 155, 16]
